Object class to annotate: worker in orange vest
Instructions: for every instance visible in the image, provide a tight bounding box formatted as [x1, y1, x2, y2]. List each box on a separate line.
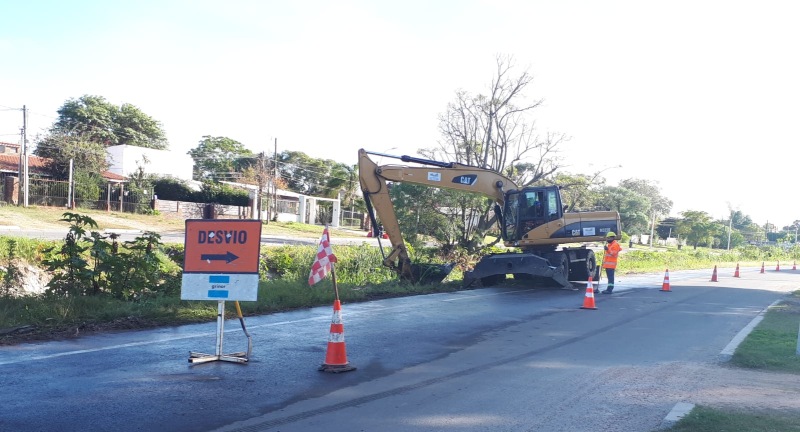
[601, 231, 621, 294]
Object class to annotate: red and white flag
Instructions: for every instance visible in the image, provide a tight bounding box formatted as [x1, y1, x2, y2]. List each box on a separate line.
[309, 227, 338, 286]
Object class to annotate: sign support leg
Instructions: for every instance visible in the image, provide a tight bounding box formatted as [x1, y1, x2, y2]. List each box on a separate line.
[189, 300, 249, 364]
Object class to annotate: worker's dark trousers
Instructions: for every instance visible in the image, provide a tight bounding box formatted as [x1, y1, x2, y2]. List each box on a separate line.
[605, 268, 615, 291]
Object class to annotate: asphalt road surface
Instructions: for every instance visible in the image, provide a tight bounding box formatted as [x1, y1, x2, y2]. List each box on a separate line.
[1, 268, 797, 432]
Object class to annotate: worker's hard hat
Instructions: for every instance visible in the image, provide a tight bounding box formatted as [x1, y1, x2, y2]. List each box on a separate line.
[606, 232, 616, 238]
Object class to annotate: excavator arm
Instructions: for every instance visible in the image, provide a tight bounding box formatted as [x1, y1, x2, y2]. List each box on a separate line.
[358, 148, 518, 281]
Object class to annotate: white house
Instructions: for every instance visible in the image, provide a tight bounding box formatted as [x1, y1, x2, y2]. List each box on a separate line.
[106, 145, 194, 181]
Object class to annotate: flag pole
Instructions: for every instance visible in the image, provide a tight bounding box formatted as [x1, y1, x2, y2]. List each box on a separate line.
[326, 224, 340, 300]
[331, 263, 339, 301]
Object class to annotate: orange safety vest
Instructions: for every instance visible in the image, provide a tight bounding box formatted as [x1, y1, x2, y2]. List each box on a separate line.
[602, 240, 621, 269]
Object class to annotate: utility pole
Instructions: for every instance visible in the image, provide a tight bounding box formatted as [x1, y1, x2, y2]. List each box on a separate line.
[727, 212, 733, 250]
[273, 138, 278, 222]
[16, 105, 29, 207]
[649, 211, 656, 247]
[22, 105, 29, 207]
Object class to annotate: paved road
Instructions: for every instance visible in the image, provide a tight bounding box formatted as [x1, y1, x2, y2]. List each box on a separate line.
[2, 227, 381, 247]
[1, 268, 797, 431]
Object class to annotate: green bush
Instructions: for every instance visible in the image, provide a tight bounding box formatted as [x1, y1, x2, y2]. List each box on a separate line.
[152, 179, 250, 206]
[261, 247, 295, 276]
[153, 178, 195, 202]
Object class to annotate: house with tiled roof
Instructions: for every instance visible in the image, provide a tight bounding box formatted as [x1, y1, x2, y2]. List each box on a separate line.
[0, 141, 126, 206]
[0, 141, 125, 181]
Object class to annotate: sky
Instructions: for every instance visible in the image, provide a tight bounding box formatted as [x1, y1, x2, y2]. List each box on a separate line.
[1, 0, 798, 229]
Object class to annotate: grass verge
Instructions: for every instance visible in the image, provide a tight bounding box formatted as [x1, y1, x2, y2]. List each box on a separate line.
[666, 405, 800, 432]
[664, 290, 800, 431]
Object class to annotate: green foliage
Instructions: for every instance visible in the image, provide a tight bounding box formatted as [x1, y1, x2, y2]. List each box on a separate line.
[54, 95, 166, 149]
[195, 182, 250, 206]
[34, 95, 167, 178]
[278, 150, 354, 197]
[1, 239, 22, 297]
[40, 213, 180, 299]
[598, 185, 650, 234]
[730, 291, 800, 373]
[668, 405, 800, 432]
[152, 179, 249, 206]
[188, 136, 254, 181]
[389, 182, 493, 252]
[261, 248, 295, 276]
[153, 177, 195, 201]
[35, 133, 110, 180]
[41, 213, 97, 296]
[259, 244, 395, 285]
[676, 210, 719, 248]
[73, 170, 103, 203]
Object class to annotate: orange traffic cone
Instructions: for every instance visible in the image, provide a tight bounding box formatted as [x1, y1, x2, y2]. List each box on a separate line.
[580, 277, 598, 310]
[760, 262, 765, 274]
[710, 265, 718, 282]
[319, 299, 356, 373]
[733, 263, 740, 278]
[661, 269, 671, 292]
[776, 261, 780, 271]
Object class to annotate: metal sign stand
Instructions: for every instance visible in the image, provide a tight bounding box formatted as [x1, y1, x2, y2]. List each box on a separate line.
[189, 300, 250, 364]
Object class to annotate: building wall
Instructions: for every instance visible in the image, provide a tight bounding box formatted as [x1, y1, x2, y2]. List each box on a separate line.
[106, 145, 193, 181]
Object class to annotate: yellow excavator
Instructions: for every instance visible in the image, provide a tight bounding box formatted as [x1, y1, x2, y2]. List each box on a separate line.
[358, 148, 622, 287]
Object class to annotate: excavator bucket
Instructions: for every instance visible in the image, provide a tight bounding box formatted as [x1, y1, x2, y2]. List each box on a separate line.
[410, 262, 455, 285]
[462, 253, 571, 288]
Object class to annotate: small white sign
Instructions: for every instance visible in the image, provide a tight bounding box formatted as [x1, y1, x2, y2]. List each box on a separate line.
[181, 273, 259, 301]
[427, 172, 442, 182]
[582, 227, 596, 236]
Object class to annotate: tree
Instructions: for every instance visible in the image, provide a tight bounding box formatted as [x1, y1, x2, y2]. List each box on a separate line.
[597, 186, 650, 235]
[417, 55, 566, 250]
[389, 183, 454, 248]
[187, 136, 254, 181]
[239, 152, 275, 220]
[676, 210, 720, 249]
[35, 131, 109, 180]
[616, 178, 673, 240]
[277, 151, 350, 197]
[618, 179, 672, 215]
[656, 217, 679, 240]
[35, 95, 167, 179]
[48, 95, 166, 149]
[554, 171, 611, 212]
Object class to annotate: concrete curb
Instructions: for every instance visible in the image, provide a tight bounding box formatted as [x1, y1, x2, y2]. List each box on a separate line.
[0, 225, 21, 231]
[718, 299, 782, 361]
[103, 229, 142, 234]
[659, 402, 695, 429]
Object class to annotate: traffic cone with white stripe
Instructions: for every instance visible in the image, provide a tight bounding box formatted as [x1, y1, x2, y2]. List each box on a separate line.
[734, 263, 740, 278]
[319, 299, 356, 373]
[661, 269, 671, 292]
[710, 265, 718, 282]
[580, 276, 598, 310]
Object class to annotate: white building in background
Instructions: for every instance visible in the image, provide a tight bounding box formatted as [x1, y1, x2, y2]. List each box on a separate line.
[106, 145, 194, 181]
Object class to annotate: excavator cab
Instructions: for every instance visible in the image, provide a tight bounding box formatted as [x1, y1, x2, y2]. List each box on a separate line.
[503, 187, 563, 243]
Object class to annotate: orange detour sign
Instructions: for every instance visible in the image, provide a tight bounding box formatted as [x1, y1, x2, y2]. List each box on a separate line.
[181, 219, 262, 301]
